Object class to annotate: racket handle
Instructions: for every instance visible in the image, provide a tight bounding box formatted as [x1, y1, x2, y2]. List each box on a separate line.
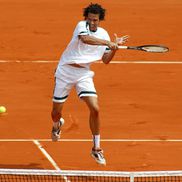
[118, 46, 128, 49]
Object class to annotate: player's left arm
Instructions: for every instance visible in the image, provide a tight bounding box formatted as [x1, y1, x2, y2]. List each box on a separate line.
[102, 50, 117, 64]
[102, 34, 129, 64]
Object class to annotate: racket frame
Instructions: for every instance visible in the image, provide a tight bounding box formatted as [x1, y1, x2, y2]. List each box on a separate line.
[118, 45, 169, 53]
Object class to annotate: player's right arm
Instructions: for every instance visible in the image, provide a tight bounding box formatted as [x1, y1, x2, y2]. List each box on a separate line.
[79, 35, 118, 50]
[76, 21, 118, 50]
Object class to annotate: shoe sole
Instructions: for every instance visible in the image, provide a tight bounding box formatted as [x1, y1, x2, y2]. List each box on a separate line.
[91, 153, 106, 165]
[60, 118, 64, 126]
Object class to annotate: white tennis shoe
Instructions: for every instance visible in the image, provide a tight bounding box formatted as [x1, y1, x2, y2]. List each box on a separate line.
[91, 148, 106, 165]
[51, 118, 64, 141]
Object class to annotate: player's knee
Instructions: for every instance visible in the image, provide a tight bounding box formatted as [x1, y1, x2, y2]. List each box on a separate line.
[90, 105, 99, 117]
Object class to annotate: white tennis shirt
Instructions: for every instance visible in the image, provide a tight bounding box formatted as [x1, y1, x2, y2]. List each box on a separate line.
[58, 20, 110, 67]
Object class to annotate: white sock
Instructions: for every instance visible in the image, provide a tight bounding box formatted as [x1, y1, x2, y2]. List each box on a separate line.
[93, 135, 100, 149]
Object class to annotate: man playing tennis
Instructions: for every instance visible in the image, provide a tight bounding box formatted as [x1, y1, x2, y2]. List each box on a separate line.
[51, 3, 129, 165]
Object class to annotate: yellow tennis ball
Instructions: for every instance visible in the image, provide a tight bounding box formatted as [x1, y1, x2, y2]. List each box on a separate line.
[0, 106, 6, 113]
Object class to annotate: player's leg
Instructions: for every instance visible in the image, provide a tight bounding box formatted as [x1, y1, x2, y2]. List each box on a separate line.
[81, 96, 100, 143]
[81, 96, 106, 165]
[51, 102, 65, 141]
[51, 102, 64, 123]
[51, 68, 73, 141]
[76, 71, 106, 165]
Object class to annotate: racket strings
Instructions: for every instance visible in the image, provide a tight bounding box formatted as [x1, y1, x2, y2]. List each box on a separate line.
[141, 46, 169, 53]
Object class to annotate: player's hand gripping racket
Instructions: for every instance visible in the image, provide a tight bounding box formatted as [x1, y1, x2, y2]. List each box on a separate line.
[118, 45, 169, 53]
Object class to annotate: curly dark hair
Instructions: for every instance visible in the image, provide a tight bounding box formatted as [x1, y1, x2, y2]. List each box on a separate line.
[83, 3, 106, 20]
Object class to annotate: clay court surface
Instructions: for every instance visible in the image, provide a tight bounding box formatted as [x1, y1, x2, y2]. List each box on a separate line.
[0, 0, 182, 172]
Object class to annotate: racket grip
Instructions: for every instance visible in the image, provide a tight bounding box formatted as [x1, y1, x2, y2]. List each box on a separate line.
[118, 46, 128, 49]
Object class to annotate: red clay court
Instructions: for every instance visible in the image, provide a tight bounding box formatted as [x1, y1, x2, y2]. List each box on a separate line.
[0, 0, 182, 173]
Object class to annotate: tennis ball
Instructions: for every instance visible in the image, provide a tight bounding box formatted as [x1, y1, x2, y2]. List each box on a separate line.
[0, 106, 6, 113]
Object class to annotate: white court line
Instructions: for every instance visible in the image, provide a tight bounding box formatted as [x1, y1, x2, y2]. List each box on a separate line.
[33, 140, 60, 170]
[33, 140, 70, 182]
[0, 139, 182, 142]
[0, 60, 182, 64]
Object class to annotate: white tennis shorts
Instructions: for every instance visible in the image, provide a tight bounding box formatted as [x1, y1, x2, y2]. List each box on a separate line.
[53, 64, 97, 103]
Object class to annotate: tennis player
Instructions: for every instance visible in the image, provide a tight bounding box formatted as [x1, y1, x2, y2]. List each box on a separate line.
[51, 3, 129, 165]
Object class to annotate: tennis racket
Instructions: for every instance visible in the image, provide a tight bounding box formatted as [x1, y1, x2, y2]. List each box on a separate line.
[118, 45, 169, 53]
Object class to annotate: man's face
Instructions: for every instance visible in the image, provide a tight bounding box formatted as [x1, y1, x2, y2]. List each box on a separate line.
[86, 13, 100, 32]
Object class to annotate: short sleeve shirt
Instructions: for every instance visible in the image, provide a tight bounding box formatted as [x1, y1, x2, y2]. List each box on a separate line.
[59, 21, 111, 66]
